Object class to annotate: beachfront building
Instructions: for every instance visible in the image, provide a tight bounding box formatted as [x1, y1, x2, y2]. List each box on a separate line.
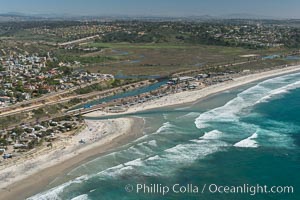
[168, 76, 195, 85]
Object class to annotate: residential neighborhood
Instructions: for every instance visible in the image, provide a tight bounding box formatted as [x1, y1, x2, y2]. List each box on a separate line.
[0, 50, 114, 107]
[0, 115, 84, 161]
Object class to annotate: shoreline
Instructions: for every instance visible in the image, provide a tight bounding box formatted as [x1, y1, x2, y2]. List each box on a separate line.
[85, 65, 300, 118]
[0, 117, 144, 200]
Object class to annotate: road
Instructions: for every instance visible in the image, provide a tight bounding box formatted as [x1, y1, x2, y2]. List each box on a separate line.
[0, 79, 109, 113]
[0, 80, 151, 118]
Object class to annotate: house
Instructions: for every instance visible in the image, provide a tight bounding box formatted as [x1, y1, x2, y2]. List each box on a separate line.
[195, 74, 209, 80]
[3, 83, 12, 88]
[3, 153, 12, 159]
[168, 76, 195, 85]
[188, 84, 197, 90]
[0, 96, 10, 103]
[14, 144, 28, 149]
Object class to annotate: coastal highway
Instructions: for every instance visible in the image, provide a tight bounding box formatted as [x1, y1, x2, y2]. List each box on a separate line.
[0, 80, 151, 118]
[0, 79, 109, 113]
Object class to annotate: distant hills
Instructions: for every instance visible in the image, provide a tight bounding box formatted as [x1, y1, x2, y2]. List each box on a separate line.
[219, 13, 281, 20]
[0, 12, 297, 22]
[0, 12, 41, 22]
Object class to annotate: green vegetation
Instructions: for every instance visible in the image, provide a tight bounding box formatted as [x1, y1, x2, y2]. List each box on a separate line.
[73, 78, 140, 94]
[74, 83, 104, 94]
[82, 41, 294, 76]
[1, 19, 299, 78]
[0, 114, 28, 129]
[32, 108, 45, 117]
[87, 42, 192, 49]
[0, 138, 8, 146]
[58, 54, 117, 64]
[68, 98, 82, 105]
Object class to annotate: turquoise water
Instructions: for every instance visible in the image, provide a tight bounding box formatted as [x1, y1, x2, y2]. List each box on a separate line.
[29, 72, 300, 200]
[73, 80, 167, 109]
[262, 55, 280, 60]
[262, 55, 300, 61]
[285, 56, 300, 60]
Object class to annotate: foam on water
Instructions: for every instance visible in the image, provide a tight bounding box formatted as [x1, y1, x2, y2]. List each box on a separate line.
[152, 121, 187, 135]
[253, 117, 300, 135]
[200, 130, 223, 140]
[124, 158, 144, 167]
[90, 130, 229, 178]
[67, 139, 160, 178]
[148, 140, 157, 147]
[125, 145, 148, 156]
[28, 175, 89, 200]
[232, 121, 297, 149]
[195, 85, 267, 129]
[234, 133, 259, 148]
[67, 151, 119, 175]
[161, 139, 229, 166]
[177, 112, 201, 119]
[146, 155, 161, 161]
[96, 164, 124, 175]
[195, 72, 300, 149]
[133, 134, 149, 142]
[31, 130, 230, 198]
[71, 194, 89, 200]
[256, 80, 300, 103]
[162, 130, 228, 165]
[256, 128, 296, 149]
[137, 140, 158, 148]
[155, 122, 173, 134]
[29, 72, 300, 199]
[195, 73, 300, 130]
[97, 165, 134, 178]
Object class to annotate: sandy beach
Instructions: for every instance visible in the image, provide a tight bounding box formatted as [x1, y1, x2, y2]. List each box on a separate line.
[85, 65, 300, 118]
[0, 117, 144, 200]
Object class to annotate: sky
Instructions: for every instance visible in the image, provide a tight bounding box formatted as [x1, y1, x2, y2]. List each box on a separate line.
[0, 0, 299, 18]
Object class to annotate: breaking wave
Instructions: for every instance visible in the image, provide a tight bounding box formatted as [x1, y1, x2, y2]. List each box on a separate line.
[29, 72, 300, 200]
[195, 72, 300, 149]
[199, 130, 223, 140]
[28, 175, 89, 200]
[234, 133, 259, 148]
[195, 73, 300, 130]
[71, 194, 89, 200]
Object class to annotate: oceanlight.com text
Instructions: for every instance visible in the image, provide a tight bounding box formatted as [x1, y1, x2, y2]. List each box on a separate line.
[125, 183, 294, 196]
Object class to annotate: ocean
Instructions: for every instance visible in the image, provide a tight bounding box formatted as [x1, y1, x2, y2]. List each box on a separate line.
[29, 72, 300, 200]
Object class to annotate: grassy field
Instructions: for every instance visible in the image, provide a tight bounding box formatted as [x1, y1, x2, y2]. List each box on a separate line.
[81, 42, 294, 76]
[86, 42, 196, 49]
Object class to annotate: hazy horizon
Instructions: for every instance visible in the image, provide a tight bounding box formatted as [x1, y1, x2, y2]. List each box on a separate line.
[0, 0, 299, 19]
